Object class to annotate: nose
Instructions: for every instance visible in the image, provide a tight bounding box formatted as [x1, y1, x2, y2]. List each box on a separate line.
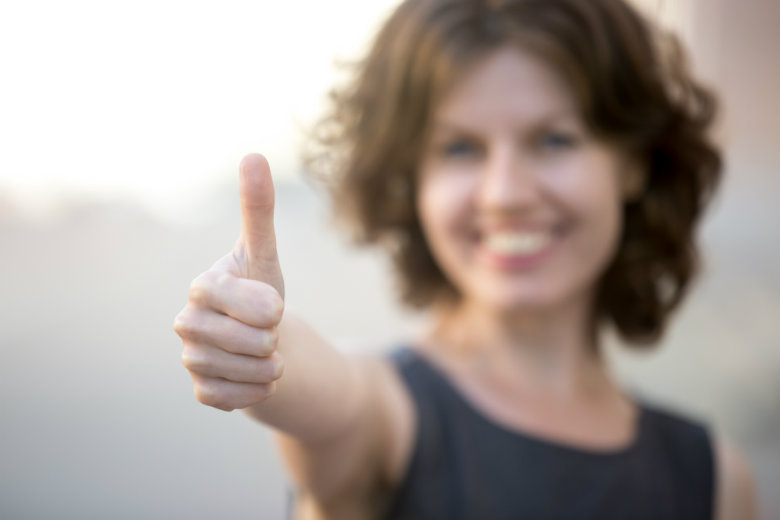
[477, 142, 540, 212]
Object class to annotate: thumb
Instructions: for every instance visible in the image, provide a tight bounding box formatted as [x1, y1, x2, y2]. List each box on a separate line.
[234, 153, 285, 299]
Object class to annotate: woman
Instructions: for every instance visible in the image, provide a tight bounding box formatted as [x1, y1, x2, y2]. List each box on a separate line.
[174, 0, 756, 518]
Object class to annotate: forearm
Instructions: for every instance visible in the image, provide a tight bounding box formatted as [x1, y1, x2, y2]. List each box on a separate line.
[261, 315, 393, 508]
[243, 312, 366, 444]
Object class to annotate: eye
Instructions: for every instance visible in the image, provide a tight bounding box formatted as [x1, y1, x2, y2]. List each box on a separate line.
[440, 139, 481, 159]
[537, 132, 578, 152]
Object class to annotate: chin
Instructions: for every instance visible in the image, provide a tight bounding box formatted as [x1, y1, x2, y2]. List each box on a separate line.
[475, 288, 565, 317]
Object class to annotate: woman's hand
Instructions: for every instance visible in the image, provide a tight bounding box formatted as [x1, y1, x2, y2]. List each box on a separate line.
[174, 154, 286, 412]
[171, 155, 411, 515]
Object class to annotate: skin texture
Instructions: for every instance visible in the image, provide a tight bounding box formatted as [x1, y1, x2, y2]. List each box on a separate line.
[173, 48, 756, 520]
[417, 47, 634, 318]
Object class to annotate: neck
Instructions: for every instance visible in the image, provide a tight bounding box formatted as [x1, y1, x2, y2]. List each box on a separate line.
[424, 296, 611, 399]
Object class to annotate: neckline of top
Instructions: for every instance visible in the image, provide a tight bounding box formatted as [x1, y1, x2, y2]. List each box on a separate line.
[400, 345, 647, 459]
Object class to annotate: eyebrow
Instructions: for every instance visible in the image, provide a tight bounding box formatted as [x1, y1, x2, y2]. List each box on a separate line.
[431, 110, 581, 134]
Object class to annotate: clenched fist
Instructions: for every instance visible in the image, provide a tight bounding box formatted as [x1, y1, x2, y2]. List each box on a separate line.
[174, 154, 286, 411]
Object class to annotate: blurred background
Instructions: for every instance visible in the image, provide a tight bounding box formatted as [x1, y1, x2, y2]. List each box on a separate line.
[0, 0, 777, 518]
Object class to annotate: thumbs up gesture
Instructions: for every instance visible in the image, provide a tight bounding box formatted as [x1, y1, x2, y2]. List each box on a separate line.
[174, 154, 286, 412]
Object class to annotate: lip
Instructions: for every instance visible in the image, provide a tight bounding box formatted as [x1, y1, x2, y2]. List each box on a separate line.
[477, 227, 560, 270]
[481, 242, 555, 270]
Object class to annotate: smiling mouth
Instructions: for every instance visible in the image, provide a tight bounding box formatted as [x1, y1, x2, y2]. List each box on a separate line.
[485, 231, 552, 256]
[483, 230, 554, 257]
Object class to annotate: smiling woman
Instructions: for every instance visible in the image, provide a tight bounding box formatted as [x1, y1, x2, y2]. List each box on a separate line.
[173, 0, 757, 519]
[306, 0, 718, 346]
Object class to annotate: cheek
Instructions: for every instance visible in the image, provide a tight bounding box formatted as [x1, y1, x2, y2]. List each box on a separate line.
[546, 149, 622, 216]
[585, 159, 625, 244]
[578, 179, 624, 270]
[417, 172, 477, 238]
[542, 153, 625, 258]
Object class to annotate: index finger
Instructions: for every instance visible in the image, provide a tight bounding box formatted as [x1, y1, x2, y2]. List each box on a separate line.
[189, 271, 284, 328]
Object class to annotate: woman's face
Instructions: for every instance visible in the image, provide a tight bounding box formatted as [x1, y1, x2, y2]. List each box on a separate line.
[417, 46, 639, 315]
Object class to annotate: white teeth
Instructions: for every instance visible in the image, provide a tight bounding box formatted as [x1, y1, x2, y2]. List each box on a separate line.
[485, 231, 551, 256]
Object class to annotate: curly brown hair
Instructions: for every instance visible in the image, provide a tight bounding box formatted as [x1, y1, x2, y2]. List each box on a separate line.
[303, 0, 722, 346]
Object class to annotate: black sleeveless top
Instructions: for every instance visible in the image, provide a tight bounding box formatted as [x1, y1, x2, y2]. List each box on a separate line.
[385, 347, 715, 520]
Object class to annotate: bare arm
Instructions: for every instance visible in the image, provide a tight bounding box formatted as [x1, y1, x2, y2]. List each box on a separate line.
[715, 438, 757, 520]
[241, 314, 366, 442]
[173, 154, 412, 512]
[272, 338, 413, 517]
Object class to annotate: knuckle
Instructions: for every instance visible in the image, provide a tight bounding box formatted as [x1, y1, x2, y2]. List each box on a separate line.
[240, 383, 275, 407]
[249, 355, 284, 383]
[194, 382, 225, 409]
[173, 312, 187, 336]
[268, 328, 280, 351]
[268, 327, 279, 346]
[180, 345, 208, 371]
[173, 310, 198, 339]
[256, 283, 284, 323]
[269, 292, 285, 322]
[263, 381, 277, 398]
[249, 383, 274, 402]
[193, 384, 213, 406]
[255, 328, 278, 356]
[269, 353, 285, 380]
[188, 275, 211, 305]
[189, 270, 228, 305]
[214, 271, 234, 291]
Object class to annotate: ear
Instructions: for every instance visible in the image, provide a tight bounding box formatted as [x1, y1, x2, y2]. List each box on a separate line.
[620, 161, 647, 202]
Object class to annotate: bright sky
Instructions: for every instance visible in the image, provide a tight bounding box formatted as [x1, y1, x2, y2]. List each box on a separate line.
[1, 0, 683, 223]
[0, 0, 400, 222]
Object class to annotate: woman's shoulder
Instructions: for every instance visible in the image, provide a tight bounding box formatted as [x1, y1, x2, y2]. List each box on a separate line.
[634, 400, 757, 520]
[382, 345, 440, 398]
[364, 349, 418, 491]
[638, 401, 712, 445]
